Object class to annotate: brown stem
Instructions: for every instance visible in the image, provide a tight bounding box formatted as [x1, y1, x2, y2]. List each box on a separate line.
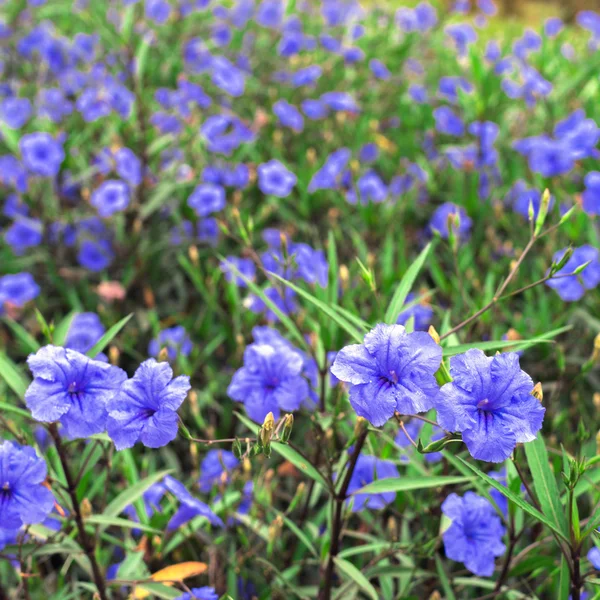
[440, 237, 536, 341]
[49, 425, 108, 600]
[318, 428, 369, 600]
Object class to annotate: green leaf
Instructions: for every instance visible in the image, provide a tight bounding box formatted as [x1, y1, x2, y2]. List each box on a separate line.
[558, 555, 570, 600]
[581, 506, 600, 539]
[333, 557, 378, 600]
[384, 241, 434, 324]
[524, 435, 569, 537]
[84, 515, 162, 535]
[269, 273, 363, 343]
[272, 442, 329, 488]
[0, 351, 30, 398]
[102, 469, 172, 522]
[2, 318, 40, 353]
[457, 457, 570, 543]
[443, 325, 571, 357]
[278, 511, 318, 557]
[0, 401, 31, 419]
[219, 257, 310, 352]
[53, 311, 77, 346]
[435, 554, 456, 600]
[86, 313, 133, 358]
[353, 476, 471, 496]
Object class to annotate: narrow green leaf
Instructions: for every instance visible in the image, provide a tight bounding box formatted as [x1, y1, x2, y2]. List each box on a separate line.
[333, 557, 378, 600]
[443, 325, 571, 357]
[129, 582, 183, 599]
[581, 506, 600, 539]
[2, 318, 40, 353]
[0, 351, 30, 398]
[435, 554, 456, 600]
[219, 257, 310, 352]
[86, 313, 133, 359]
[558, 555, 570, 600]
[84, 515, 162, 535]
[103, 469, 172, 521]
[278, 511, 318, 557]
[272, 442, 329, 488]
[0, 401, 31, 419]
[457, 457, 570, 543]
[353, 476, 471, 496]
[524, 435, 569, 537]
[53, 311, 77, 346]
[384, 242, 433, 324]
[270, 273, 363, 343]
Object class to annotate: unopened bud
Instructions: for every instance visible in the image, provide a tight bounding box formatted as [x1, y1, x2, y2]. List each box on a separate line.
[268, 515, 283, 541]
[232, 438, 243, 459]
[108, 345, 120, 366]
[260, 412, 275, 448]
[157, 347, 169, 362]
[80, 498, 92, 520]
[428, 592, 442, 600]
[593, 393, 600, 410]
[188, 245, 199, 266]
[354, 416, 368, 437]
[551, 247, 573, 274]
[531, 382, 543, 402]
[534, 188, 551, 236]
[306, 148, 316, 164]
[596, 430, 600, 455]
[428, 325, 440, 345]
[280, 414, 294, 443]
[339, 265, 350, 290]
[574, 260, 592, 276]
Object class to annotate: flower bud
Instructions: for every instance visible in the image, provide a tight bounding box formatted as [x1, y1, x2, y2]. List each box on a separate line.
[428, 325, 440, 345]
[354, 416, 368, 438]
[188, 244, 199, 266]
[531, 382, 543, 402]
[80, 498, 92, 520]
[157, 347, 169, 363]
[260, 412, 275, 448]
[280, 414, 294, 443]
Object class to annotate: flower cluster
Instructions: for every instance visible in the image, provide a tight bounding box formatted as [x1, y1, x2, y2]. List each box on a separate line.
[25, 346, 190, 449]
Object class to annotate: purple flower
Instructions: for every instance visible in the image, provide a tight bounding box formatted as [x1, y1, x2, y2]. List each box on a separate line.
[227, 339, 309, 422]
[309, 148, 351, 192]
[3, 195, 28, 219]
[273, 100, 304, 131]
[20, 132, 65, 177]
[342, 453, 398, 512]
[445, 23, 477, 57]
[25, 346, 127, 439]
[554, 110, 600, 160]
[77, 239, 114, 272]
[163, 475, 224, 529]
[0, 97, 32, 129]
[428, 202, 472, 240]
[211, 56, 245, 97]
[0, 272, 40, 311]
[4, 217, 43, 254]
[65, 313, 105, 356]
[187, 183, 226, 216]
[442, 492, 505, 576]
[201, 114, 255, 155]
[148, 326, 193, 361]
[220, 256, 256, 287]
[433, 106, 464, 136]
[433, 350, 544, 462]
[583, 171, 600, 215]
[356, 171, 387, 204]
[588, 547, 600, 570]
[545, 17, 563, 37]
[91, 180, 130, 217]
[106, 359, 190, 450]
[512, 186, 554, 221]
[546, 245, 600, 302]
[256, 0, 283, 28]
[115, 148, 142, 186]
[257, 160, 297, 197]
[320, 91, 359, 112]
[0, 441, 55, 529]
[146, 0, 171, 23]
[369, 59, 391, 80]
[396, 293, 433, 331]
[291, 65, 322, 87]
[175, 588, 219, 600]
[331, 324, 442, 427]
[198, 449, 239, 492]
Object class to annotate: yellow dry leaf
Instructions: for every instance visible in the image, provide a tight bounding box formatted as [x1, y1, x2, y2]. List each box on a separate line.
[131, 561, 207, 599]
